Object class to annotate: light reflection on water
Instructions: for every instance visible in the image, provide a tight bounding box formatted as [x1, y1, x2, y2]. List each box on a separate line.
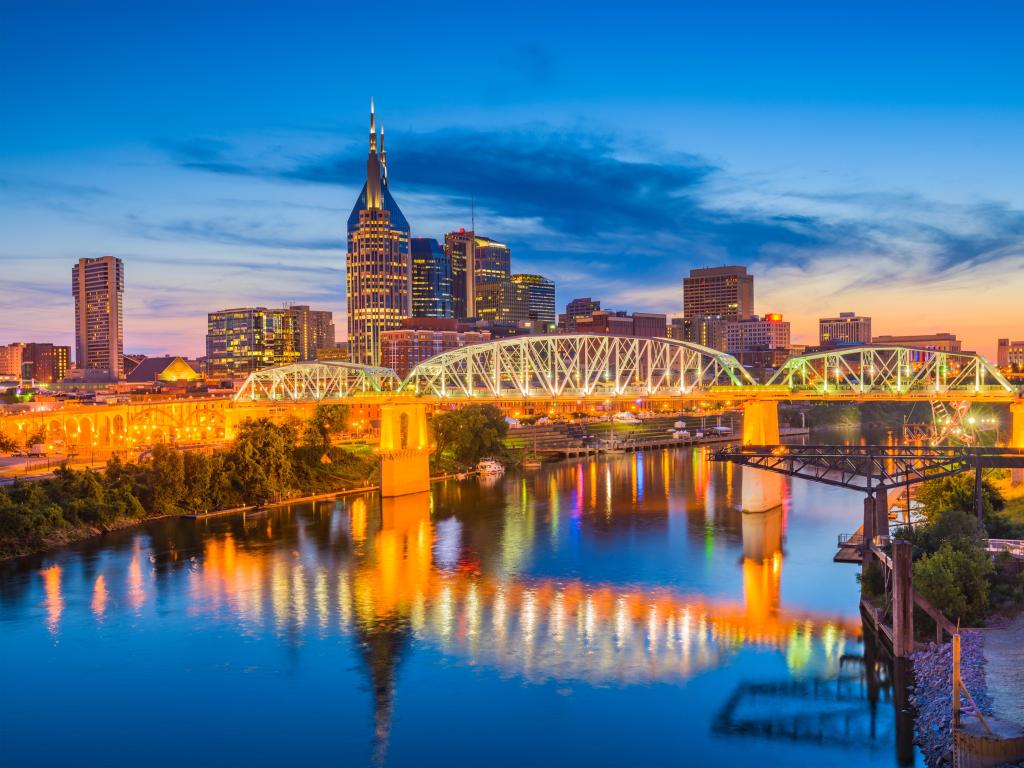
[0, 445, 919, 767]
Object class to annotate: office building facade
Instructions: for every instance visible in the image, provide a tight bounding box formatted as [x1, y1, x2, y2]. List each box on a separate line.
[380, 318, 490, 377]
[346, 102, 411, 365]
[411, 237, 453, 319]
[287, 305, 335, 361]
[998, 339, 1024, 369]
[819, 312, 872, 347]
[72, 255, 124, 381]
[206, 307, 299, 378]
[871, 333, 962, 353]
[558, 297, 601, 332]
[683, 266, 754, 320]
[510, 274, 556, 329]
[726, 313, 791, 368]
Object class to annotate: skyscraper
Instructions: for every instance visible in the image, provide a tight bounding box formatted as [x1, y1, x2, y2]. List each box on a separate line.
[346, 101, 411, 365]
[509, 274, 556, 328]
[287, 305, 336, 360]
[72, 255, 124, 381]
[206, 307, 299, 378]
[443, 229, 474, 320]
[682, 266, 754, 320]
[411, 238, 453, 319]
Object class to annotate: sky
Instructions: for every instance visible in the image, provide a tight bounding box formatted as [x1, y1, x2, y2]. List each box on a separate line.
[1, 0, 1023, 359]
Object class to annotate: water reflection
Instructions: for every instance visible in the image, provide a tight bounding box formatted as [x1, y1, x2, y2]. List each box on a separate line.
[0, 446, 916, 766]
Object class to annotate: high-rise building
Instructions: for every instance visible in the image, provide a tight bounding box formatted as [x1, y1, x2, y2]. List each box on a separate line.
[819, 311, 872, 347]
[871, 333, 962, 353]
[346, 101, 411, 365]
[510, 274, 556, 329]
[380, 318, 490, 377]
[998, 339, 1024, 369]
[411, 238, 453, 319]
[726, 312, 791, 368]
[20, 343, 70, 382]
[0, 343, 24, 378]
[558, 297, 601, 332]
[72, 255, 124, 381]
[443, 229, 474, 320]
[206, 307, 299, 378]
[473, 235, 511, 286]
[287, 305, 335, 361]
[670, 315, 730, 350]
[475, 281, 523, 324]
[683, 266, 754, 320]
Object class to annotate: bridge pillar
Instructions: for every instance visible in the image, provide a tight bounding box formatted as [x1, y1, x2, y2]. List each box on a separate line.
[874, 490, 890, 540]
[378, 402, 431, 497]
[740, 467, 785, 513]
[1011, 403, 1024, 485]
[742, 401, 780, 446]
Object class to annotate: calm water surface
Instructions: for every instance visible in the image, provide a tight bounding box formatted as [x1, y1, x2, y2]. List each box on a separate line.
[0, 446, 921, 767]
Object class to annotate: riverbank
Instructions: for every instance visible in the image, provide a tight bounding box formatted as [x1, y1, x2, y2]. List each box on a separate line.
[911, 632, 993, 767]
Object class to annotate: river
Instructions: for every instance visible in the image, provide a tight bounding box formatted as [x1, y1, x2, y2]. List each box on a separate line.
[0, 445, 921, 767]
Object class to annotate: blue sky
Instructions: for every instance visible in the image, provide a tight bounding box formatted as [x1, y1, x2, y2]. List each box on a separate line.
[2, 0, 1022, 357]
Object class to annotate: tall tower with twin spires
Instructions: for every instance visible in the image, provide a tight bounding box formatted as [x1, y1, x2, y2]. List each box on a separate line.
[346, 99, 411, 366]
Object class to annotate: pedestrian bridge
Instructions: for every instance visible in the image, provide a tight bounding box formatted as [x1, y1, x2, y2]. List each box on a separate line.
[231, 337, 1016, 403]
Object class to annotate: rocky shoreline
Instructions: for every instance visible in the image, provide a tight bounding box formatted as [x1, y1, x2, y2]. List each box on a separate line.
[911, 631, 993, 767]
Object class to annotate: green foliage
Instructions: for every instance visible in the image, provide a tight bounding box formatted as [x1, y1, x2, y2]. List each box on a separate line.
[913, 542, 994, 626]
[431, 404, 509, 469]
[857, 560, 886, 599]
[0, 408, 382, 558]
[917, 473, 1005, 518]
[302, 404, 350, 449]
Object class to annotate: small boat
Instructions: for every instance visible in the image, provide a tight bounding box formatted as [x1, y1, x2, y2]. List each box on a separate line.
[476, 458, 505, 475]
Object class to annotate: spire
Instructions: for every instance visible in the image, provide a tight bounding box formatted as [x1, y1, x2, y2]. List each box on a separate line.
[380, 123, 388, 187]
[369, 97, 377, 153]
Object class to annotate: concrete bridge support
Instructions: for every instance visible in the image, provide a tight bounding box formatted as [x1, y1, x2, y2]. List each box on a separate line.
[740, 468, 785, 513]
[378, 402, 431, 497]
[742, 401, 780, 446]
[1011, 402, 1024, 485]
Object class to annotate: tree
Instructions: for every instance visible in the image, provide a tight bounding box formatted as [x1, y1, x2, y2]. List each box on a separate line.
[302, 404, 350, 449]
[145, 444, 186, 516]
[0, 431, 17, 453]
[24, 426, 46, 448]
[914, 542, 993, 626]
[431, 404, 509, 468]
[224, 418, 297, 504]
[917, 474, 1005, 518]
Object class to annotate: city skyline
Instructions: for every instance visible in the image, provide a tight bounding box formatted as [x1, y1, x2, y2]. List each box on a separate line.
[2, 2, 1023, 359]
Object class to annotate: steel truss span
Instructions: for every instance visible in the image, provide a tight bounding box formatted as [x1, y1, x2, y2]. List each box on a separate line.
[709, 445, 1024, 492]
[402, 334, 754, 399]
[767, 346, 1012, 394]
[234, 361, 402, 402]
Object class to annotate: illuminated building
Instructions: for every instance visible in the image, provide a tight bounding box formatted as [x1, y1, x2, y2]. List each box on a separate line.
[0, 343, 24, 378]
[443, 229, 474, 320]
[287, 305, 335, 361]
[683, 265, 754, 320]
[410, 238, 453, 319]
[125, 356, 202, 384]
[509, 274, 556, 329]
[871, 332, 962, 353]
[819, 311, 872, 347]
[726, 313, 791, 369]
[19, 343, 70, 382]
[347, 101, 411, 365]
[574, 310, 666, 338]
[380, 318, 489, 377]
[205, 307, 299, 378]
[558, 297, 601, 332]
[72, 255, 124, 381]
[998, 338, 1024, 370]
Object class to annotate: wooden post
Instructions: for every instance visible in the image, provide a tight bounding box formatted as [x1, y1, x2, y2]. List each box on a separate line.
[874, 489, 890, 541]
[862, 494, 876, 575]
[892, 539, 914, 658]
[952, 633, 961, 728]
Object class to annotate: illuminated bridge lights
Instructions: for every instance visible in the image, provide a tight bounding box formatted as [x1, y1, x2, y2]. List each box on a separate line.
[234, 360, 402, 402]
[768, 346, 1012, 395]
[402, 334, 754, 399]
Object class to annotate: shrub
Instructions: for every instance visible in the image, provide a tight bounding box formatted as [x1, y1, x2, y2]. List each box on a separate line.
[914, 542, 993, 626]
